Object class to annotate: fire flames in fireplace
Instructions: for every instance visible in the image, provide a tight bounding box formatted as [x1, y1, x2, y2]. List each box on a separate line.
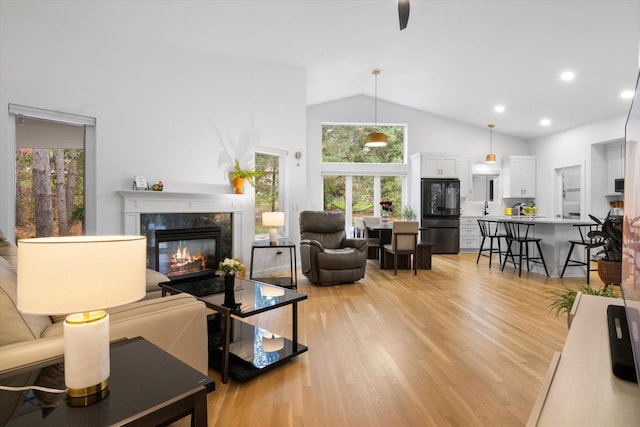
[168, 244, 205, 276]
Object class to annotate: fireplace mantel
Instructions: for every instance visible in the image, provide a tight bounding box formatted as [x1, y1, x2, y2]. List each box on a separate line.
[118, 190, 253, 264]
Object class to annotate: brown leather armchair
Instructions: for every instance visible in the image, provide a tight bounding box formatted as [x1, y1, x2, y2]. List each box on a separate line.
[299, 211, 367, 285]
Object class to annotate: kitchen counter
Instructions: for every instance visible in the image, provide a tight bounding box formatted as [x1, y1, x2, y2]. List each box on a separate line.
[481, 215, 596, 278]
[485, 215, 594, 225]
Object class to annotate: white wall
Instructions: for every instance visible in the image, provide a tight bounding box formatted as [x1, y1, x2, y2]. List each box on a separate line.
[307, 95, 529, 212]
[528, 114, 627, 219]
[0, 9, 307, 260]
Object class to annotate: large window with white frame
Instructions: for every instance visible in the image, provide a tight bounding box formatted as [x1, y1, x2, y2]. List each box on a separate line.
[321, 123, 408, 232]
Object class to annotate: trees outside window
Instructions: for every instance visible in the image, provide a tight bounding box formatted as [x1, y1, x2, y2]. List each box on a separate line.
[321, 124, 407, 230]
[15, 117, 85, 239]
[255, 151, 283, 235]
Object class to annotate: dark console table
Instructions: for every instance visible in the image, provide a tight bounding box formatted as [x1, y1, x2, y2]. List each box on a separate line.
[0, 337, 215, 426]
[249, 240, 298, 289]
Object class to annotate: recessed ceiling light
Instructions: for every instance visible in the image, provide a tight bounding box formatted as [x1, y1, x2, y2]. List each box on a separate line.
[621, 90, 635, 99]
[560, 71, 575, 81]
[540, 118, 551, 126]
[494, 105, 505, 113]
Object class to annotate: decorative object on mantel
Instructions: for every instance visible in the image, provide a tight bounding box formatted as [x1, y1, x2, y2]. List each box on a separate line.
[586, 213, 623, 288]
[216, 258, 244, 308]
[230, 159, 264, 194]
[132, 175, 149, 191]
[151, 181, 163, 191]
[380, 200, 393, 223]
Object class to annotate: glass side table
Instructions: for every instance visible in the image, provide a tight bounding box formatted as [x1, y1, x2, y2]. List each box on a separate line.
[249, 240, 297, 289]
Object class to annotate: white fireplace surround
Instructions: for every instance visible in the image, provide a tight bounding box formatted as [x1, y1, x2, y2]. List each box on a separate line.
[118, 190, 253, 266]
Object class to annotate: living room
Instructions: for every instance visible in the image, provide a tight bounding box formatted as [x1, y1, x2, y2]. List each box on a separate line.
[1, 1, 640, 426]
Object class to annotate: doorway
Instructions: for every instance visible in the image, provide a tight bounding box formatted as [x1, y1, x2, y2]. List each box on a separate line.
[555, 163, 585, 219]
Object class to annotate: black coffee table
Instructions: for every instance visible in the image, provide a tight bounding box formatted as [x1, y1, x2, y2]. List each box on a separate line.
[159, 275, 308, 383]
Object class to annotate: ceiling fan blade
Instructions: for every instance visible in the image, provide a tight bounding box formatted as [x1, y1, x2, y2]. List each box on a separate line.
[398, 0, 410, 30]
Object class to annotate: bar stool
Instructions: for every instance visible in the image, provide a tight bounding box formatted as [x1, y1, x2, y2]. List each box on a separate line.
[501, 221, 549, 277]
[560, 223, 600, 284]
[476, 219, 508, 268]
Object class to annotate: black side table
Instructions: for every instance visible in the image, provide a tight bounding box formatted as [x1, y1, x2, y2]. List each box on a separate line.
[249, 240, 298, 289]
[0, 337, 215, 426]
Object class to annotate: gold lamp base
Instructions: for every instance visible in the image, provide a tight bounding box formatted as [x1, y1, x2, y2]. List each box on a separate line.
[67, 381, 109, 407]
[64, 310, 111, 407]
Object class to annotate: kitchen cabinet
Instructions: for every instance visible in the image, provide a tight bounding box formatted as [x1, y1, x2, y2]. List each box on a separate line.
[420, 154, 459, 178]
[502, 155, 536, 198]
[458, 157, 472, 198]
[460, 217, 480, 250]
[605, 142, 624, 194]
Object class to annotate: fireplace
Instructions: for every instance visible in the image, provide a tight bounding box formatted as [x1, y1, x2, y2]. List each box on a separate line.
[154, 227, 221, 278]
[118, 189, 252, 275]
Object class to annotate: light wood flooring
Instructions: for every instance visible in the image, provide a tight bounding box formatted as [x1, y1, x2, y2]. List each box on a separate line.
[204, 253, 607, 427]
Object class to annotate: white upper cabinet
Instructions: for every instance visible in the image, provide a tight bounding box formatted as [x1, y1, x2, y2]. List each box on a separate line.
[458, 157, 472, 198]
[605, 142, 624, 194]
[420, 154, 459, 178]
[502, 155, 536, 198]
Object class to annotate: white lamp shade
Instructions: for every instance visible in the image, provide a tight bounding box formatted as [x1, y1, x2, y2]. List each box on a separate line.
[262, 211, 285, 227]
[17, 235, 147, 314]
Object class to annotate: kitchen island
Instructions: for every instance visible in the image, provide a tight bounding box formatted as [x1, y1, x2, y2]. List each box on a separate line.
[485, 216, 595, 278]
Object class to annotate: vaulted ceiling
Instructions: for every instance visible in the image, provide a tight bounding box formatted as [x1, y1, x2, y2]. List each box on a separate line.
[4, 0, 640, 139]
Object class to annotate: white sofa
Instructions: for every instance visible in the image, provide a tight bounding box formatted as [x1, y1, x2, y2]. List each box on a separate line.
[0, 233, 209, 375]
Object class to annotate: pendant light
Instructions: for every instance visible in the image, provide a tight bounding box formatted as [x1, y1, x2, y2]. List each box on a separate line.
[365, 69, 387, 148]
[486, 124, 496, 164]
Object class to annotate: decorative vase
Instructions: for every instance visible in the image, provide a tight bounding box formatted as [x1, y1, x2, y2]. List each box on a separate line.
[381, 211, 389, 223]
[597, 259, 622, 288]
[223, 274, 236, 307]
[233, 177, 245, 195]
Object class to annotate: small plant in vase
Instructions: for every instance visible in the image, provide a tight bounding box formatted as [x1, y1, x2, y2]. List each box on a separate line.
[230, 159, 264, 194]
[216, 258, 244, 308]
[401, 205, 416, 221]
[380, 201, 393, 223]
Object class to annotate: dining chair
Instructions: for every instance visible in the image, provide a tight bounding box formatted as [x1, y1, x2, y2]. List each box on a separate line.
[383, 221, 419, 275]
[362, 218, 381, 261]
[353, 218, 365, 238]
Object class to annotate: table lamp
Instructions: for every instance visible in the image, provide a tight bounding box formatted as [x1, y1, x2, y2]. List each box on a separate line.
[17, 235, 146, 406]
[262, 211, 284, 245]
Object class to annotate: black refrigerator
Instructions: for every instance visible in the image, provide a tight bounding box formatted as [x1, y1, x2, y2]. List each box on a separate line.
[420, 178, 461, 254]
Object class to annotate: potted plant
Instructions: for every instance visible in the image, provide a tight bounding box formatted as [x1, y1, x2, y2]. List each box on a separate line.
[586, 214, 623, 287]
[230, 159, 264, 194]
[401, 205, 416, 221]
[547, 284, 619, 328]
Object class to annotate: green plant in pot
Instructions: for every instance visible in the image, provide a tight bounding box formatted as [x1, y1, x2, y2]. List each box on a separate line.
[401, 205, 416, 221]
[586, 213, 623, 287]
[230, 159, 264, 194]
[547, 284, 619, 328]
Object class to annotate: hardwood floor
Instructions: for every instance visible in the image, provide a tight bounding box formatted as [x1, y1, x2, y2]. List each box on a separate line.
[205, 253, 602, 426]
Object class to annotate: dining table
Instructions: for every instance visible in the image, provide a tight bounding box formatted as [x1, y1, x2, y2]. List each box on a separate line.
[366, 223, 395, 269]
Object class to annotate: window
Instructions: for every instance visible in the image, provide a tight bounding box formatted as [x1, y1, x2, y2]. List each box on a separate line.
[255, 150, 285, 236]
[321, 124, 408, 232]
[322, 124, 404, 163]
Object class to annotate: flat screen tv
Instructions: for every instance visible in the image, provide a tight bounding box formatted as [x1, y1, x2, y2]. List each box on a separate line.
[613, 69, 640, 384]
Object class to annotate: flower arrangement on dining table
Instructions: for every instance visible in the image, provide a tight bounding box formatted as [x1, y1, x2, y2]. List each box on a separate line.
[380, 201, 393, 212]
[216, 258, 244, 276]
